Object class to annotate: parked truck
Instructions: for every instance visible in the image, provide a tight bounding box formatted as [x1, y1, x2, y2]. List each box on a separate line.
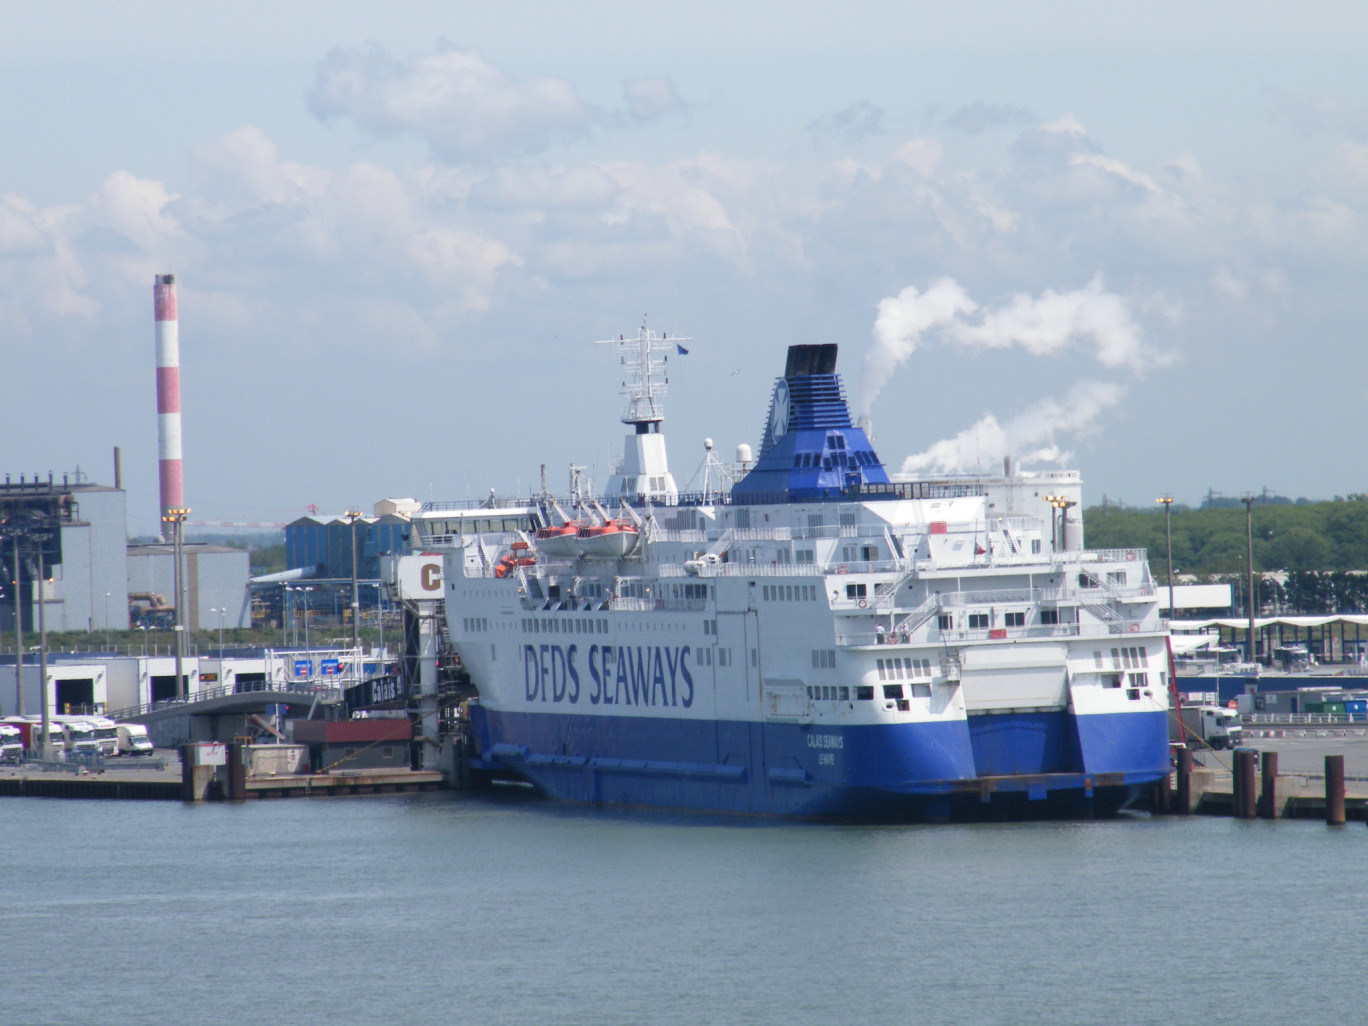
[58, 718, 102, 756]
[116, 723, 154, 756]
[1, 717, 67, 756]
[90, 716, 120, 756]
[1177, 704, 1245, 750]
[0, 723, 22, 763]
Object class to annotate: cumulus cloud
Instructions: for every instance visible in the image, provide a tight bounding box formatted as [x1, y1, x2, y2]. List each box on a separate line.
[810, 101, 885, 141]
[95, 171, 183, 252]
[0, 194, 53, 257]
[943, 102, 1033, 134]
[899, 381, 1127, 475]
[308, 43, 590, 163]
[623, 77, 686, 121]
[1265, 89, 1368, 141]
[1069, 152, 1161, 193]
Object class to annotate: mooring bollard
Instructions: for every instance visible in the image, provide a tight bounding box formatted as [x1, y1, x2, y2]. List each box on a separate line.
[1326, 754, 1346, 826]
[1234, 749, 1258, 819]
[1175, 746, 1193, 814]
[1259, 750, 1278, 820]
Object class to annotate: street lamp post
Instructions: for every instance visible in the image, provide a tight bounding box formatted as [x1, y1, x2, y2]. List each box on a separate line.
[162, 507, 190, 700]
[138, 624, 149, 658]
[1242, 494, 1257, 665]
[11, 532, 24, 717]
[104, 591, 111, 651]
[1058, 499, 1075, 552]
[1156, 496, 1174, 621]
[1043, 495, 1061, 551]
[369, 580, 386, 671]
[345, 509, 363, 677]
[35, 531, 52, 759]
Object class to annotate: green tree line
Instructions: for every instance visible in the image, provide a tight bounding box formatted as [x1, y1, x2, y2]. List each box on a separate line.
[1084, 496, 1368, 576]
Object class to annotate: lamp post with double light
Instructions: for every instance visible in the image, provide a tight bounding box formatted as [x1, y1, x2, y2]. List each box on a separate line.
[345, 509, 362, 676]
[1156, 496, 1174, 622]
[1042, 495, 1062, 551]
[1242, 494, 1257, 665]
[162, 507, 190, 700]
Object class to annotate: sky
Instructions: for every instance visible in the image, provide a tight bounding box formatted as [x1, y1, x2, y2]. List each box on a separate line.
[3, 1, 1368, 533]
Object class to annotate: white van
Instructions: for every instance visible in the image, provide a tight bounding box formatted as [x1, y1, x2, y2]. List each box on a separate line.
[116, 723, 154, 756]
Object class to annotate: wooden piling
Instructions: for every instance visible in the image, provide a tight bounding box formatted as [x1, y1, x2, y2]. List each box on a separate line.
[1259, 750, 1278, 820]
[1175, 746, 1192, 814]
[180, 742, 197, 802]
[226, 742, 246, 801]
[1326, 754, 1346, 826]
[1234, 749, 1258, 819]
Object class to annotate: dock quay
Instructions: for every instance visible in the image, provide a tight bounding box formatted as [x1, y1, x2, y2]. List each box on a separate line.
[1167, 734, 1368, 822]
[1172, 763, 1368, 821]
[0, 743, 446, 802]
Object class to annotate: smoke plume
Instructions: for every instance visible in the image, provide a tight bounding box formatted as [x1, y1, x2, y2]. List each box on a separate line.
[899, 381, 1126, 475]
[858, 278, 976, 415]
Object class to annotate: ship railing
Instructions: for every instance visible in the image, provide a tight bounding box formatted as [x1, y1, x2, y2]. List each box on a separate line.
[834, 619, 1169, 647]
[929, 586, 1071, 607]
[649, 524, 891, 545]
[647, 528, 712, 544]
[1065, 547, 1150, 565]
[1244, 713, 1368, 725]
[656, 562, 826, 578]
[418, 498, 537, 512]
[104, 672, 345, 721]
[823, 558, 902, 575]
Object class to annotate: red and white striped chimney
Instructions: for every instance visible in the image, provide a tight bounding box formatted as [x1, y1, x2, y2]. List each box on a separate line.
[153, 273, 184, 517]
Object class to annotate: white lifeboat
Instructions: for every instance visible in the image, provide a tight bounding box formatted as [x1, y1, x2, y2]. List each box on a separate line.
[576, 520, 640, 559]
[534, 523, 582, 559]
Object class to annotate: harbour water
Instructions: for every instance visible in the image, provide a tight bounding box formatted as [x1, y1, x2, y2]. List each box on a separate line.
[5, 791, 1363, 1025]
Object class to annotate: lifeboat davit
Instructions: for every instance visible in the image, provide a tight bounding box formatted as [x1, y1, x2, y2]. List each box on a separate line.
[576, 520, 640, 559]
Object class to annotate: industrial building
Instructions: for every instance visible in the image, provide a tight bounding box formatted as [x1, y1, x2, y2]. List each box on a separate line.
[1, 476, 128, 633]
[284, 512, 411, 579]
[3, 469, 252, 634]
[127, 541, 250, 629]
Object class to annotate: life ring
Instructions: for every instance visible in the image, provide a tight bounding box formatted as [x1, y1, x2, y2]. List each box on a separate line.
[1127, 623, 1139, 633]
[857, 598, 867, 609]
[1125, 550, 1137, 561]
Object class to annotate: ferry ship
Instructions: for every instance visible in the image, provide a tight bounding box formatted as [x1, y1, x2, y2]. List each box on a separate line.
[420, 328, 1172, 820]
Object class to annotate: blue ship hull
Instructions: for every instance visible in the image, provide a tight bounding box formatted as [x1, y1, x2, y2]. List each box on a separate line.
[469, 705, 1171, 821]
